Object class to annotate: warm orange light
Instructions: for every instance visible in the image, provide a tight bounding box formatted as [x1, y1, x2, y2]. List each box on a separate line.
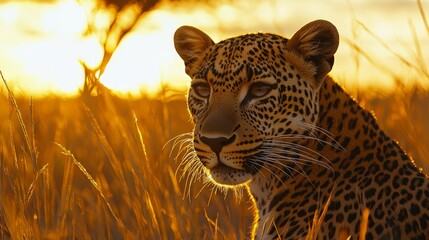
[0, 1, 87, 96]
[0, 0, 428, 97]
[100, 11, 189, 97]
[79, 37, 104, 70]
[100, 34, 165, 97]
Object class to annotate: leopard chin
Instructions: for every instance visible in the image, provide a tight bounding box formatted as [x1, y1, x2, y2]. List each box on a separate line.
[207, 162, 253, 186]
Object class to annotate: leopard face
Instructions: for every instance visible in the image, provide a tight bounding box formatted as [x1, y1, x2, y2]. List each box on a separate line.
[174, 20, 338, 186]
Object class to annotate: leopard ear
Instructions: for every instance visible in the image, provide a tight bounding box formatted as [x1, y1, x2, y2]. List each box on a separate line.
[174, 26, 214, 77]
[287, 20, 339, 86]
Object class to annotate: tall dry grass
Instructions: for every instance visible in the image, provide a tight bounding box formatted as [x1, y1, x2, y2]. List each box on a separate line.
[346, 0, 429, 173]
[0, 78, 252, 239]
[1, 66, 428, 240]
[1, 2, 429, 238]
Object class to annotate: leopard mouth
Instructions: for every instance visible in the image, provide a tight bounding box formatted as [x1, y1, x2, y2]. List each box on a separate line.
[206, 161, 250, 186]
[207, 159, 257, 186]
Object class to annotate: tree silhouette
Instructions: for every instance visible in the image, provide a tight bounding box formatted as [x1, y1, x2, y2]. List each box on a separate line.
[78, 0, 161, 96]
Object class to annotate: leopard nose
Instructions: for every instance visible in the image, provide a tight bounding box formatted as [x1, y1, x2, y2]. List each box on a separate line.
[200, 134, 236, 155]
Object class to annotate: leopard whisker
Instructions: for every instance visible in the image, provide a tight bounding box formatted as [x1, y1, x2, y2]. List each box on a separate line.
[274, 134, 344, 151]
[196, 177, 214, 199]
[256, 154, 315, 188]
[262, 141, 329, 164]
[164, 132, 194, 158]
[166, 132, 210, 199]
[177, 148, 199, 181]
[265, 151, 333, 179]
[260, 141, 333, 172]
[268, 159, 315, 189]
[182, 157, 203, 199]
[261, 148, 318, 168]
[299, 121, 335, 139]
[248, 158, 290, 190]
[297, 122, 345, 151]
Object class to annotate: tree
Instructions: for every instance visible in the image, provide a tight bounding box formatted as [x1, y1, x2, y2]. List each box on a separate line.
[78, 0, 161, 97]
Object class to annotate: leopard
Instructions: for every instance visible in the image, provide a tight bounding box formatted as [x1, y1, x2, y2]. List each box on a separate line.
[173, 20, 429, 239]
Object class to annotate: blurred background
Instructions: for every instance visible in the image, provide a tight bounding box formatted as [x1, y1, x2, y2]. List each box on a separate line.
[0, 0, 428, 239]
[0, 0, 428, 97]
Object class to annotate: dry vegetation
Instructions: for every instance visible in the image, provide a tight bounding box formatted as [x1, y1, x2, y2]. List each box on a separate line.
[1, 4, 429, 238]
[0, 83, 254, 239]
[1, 71, 428, 239]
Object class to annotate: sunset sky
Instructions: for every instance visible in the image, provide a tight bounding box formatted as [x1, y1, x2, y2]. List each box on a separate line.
[0, 0, 428, 97]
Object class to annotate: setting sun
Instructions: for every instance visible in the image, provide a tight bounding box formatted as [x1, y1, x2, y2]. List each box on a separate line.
[0, 0, 428, 97]
[100, 18, 183, 96]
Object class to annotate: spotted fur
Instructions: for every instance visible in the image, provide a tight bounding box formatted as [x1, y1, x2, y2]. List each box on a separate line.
[174, 20, 429, 239]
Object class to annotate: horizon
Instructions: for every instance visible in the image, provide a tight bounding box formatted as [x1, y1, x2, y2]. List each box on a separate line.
[0, 0, 428, 98]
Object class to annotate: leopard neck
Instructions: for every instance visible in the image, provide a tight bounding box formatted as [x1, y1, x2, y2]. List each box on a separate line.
[246, 76, 408, 239]
[247, 76, 363, 207]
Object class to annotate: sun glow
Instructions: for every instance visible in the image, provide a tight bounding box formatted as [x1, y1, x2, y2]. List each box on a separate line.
[0, 1, 87, 96]
[100, 20, 184, 97]
[0, 0, 428, 97]
[1, 5, 18, 24]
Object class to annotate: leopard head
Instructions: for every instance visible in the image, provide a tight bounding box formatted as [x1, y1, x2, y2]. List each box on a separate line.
[174, 20, 339, 186]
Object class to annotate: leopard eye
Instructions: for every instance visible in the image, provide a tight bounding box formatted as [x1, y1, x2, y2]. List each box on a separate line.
[192, 82, 211, 98]
[248, 82, 273, 98]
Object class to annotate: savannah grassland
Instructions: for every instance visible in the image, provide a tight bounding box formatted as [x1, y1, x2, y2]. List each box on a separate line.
[2, 68, 429, 240]
[1, 15, 429, 240]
